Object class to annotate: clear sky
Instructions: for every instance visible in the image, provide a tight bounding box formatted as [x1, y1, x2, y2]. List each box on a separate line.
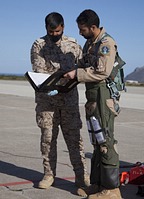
[0, 0, 144, 76]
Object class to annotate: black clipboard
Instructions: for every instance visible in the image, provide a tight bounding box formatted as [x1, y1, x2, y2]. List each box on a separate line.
[25, 71, 79, 93]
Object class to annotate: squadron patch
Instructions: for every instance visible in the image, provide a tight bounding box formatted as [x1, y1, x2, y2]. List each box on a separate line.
[100, 45, 110, 55]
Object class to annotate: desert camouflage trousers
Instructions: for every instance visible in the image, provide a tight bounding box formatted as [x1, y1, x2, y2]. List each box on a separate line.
[35, 103, 88, 178]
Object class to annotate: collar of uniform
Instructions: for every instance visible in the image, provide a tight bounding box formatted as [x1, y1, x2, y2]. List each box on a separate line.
[93, 27, 106, 44]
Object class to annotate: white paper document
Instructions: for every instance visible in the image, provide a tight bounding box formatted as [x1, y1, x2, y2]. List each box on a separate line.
[27, 71, 51, 87]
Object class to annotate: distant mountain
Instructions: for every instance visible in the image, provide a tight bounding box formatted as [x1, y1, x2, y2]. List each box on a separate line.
[125, 66, 144, 83]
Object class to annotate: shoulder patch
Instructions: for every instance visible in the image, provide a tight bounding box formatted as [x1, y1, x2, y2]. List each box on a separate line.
[100, 45, 110, 55]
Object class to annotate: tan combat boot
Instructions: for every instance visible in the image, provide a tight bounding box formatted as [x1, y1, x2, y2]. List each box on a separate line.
[86, 184, 100, 195]
[75, 174, 91, 197]
[88, 188, 122, 199]
[38, 175, 54, 189]
[77, 184, 99, 197]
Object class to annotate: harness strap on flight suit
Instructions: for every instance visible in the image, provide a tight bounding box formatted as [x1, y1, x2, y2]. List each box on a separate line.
[94, 33, 121, 101]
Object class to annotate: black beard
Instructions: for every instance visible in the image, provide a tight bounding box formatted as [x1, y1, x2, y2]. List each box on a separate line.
[48, 32, 63, 42]
[83, 35, 92, 39]
[82, 32, 94, 40]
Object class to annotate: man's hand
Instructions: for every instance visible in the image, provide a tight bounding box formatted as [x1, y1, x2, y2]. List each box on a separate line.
[63, 70, 76, 79]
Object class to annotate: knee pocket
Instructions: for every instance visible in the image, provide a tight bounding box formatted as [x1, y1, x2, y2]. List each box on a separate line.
[101, 143, 119, 166]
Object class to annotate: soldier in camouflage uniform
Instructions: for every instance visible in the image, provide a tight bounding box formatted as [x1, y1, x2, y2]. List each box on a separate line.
[30, 12, 89, 194]
[64, 10, 122, 199]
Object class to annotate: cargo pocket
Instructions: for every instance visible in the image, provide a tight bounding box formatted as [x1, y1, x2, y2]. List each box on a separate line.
[106, 99, 120, 116]
[101, 143, 119, 166]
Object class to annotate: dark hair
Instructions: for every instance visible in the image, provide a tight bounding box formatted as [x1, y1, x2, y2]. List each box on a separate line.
[45, 12, 64, 29]
[76, 9, 100, 28]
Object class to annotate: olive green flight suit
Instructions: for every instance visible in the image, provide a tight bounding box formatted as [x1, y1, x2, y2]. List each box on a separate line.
[85, 82, 119, 189]
[77, 27, 120, 189]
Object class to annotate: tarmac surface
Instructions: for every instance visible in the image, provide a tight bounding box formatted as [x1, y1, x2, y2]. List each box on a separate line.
[0, 80, 144, 199]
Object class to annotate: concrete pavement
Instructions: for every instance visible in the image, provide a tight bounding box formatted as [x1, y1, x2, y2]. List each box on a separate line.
[1, 80, 144, 110]
[0, 80, 144, 199]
